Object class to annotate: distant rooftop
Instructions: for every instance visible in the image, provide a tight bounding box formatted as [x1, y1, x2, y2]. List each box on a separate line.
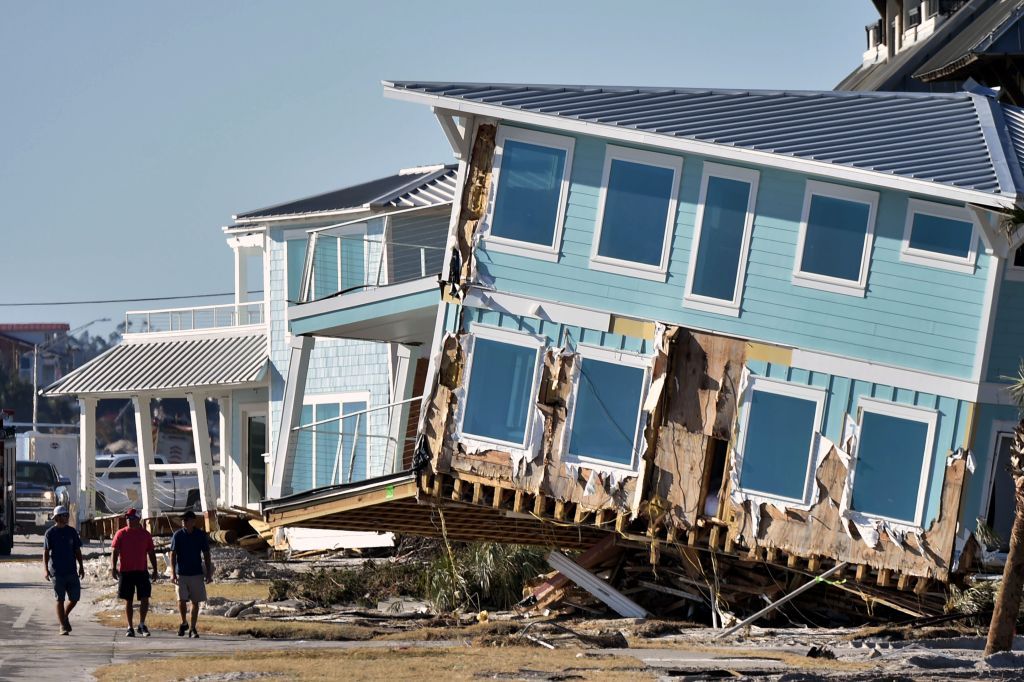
[0, 323, 70, 333]
[234, 164, 456, 221]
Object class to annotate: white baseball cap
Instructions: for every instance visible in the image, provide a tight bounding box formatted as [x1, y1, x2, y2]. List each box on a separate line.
[53, 505, 70, 517]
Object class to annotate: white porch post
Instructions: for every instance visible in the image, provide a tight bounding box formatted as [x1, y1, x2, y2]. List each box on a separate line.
[187, 393, 218, 532]
[233, 245, 248, 323]
[78, 397, 97, 522]
[386, 344, 420, 474]
[131, 396, 158, 524]
[218, 395, 235, 508]
[269, 334, 314, 498]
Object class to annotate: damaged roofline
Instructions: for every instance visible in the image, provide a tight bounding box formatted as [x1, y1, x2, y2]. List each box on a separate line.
[383, 84, 1021, 211]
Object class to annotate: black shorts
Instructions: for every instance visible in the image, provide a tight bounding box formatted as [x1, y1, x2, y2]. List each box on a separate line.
[118, 571, 152, 601]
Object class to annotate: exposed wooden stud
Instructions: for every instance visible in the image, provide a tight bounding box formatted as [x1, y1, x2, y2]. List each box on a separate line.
[554, 500, 567, 521]
[513, 490, 525, 513]
[766, 547, 778, 563]
[856, 564, 869, 582]
[877, 568, 892, 588]
[472, 482, 483, 505]
[787, 553, 799, 569]
[666, 526, 677, 544]
[723, 534, 735, 554]
[595, 509, 608, 528]
[914, 577, 930, 595]
[492, 487, 504, 509]
[897, 573, 911, 591]
[533, 493, 546, 518]
[451, 478, 464, 502]
[686, 528, 697, 546]
[708, 526, 721, 551]
[807, 555, 820, 572]
[615, 512, 628, 534]
[574, 504, 587, 524]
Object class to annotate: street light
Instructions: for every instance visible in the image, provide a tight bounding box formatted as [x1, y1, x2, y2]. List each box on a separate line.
[33, 317, 110, 431]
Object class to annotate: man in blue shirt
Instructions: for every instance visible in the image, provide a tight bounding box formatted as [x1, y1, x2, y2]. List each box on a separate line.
[43, 505, 84, 636]
[170, 510, 213, 638]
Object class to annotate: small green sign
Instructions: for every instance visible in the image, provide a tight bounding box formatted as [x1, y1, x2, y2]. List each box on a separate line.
[385, 485, 395, 499]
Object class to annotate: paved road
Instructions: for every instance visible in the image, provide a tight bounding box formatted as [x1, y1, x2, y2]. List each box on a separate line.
[0, 535, 451, 681]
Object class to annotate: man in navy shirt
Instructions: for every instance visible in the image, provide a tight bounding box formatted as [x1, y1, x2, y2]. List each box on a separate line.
[170, 510, 213, 638]
[43, 505, 84, 636]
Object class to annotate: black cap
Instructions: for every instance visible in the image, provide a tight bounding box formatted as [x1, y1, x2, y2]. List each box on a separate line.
[182, 510, 197, 520]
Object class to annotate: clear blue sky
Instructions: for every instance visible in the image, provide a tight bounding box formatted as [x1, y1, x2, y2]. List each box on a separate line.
[0, 1, 877, 338]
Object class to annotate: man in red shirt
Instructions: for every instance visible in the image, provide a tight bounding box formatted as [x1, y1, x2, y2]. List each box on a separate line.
[110, 508, 159, 638]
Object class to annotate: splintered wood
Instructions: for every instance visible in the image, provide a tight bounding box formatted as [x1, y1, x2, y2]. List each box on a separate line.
[726, 446, 967, 581]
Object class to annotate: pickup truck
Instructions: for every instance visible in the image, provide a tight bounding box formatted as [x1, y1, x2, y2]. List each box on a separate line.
[15, 460, 70, 532]
[94, 454, 202, 514]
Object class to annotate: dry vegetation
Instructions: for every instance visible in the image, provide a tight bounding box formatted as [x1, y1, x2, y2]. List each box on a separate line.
[148, 581, 270, 604]
[93, 646, 654, 682]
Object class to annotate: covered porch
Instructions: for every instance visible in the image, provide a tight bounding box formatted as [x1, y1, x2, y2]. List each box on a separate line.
[43, 308, 270, 529]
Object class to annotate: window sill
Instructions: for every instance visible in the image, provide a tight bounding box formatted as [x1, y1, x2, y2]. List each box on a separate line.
[791, 271, 866, 298]
[734, 485, 811, 510]
[483, 237, 560, 263]
[563, 453, 639, 476]
[1007, 266, 1024, 282]
[683, 296, 741, 318]
[899, 249, 976, 274]
[589, 256, 668, 283]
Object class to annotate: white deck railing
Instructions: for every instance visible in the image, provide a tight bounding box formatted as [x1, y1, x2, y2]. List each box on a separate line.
[124, 302, 265, 334]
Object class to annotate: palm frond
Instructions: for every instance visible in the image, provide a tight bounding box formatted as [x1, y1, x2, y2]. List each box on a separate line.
[1000, 205, 1024, 243]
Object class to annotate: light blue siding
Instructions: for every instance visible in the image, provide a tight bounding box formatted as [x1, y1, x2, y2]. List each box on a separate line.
[475, 127, 991, 379]
[987, 277, 1024, 383]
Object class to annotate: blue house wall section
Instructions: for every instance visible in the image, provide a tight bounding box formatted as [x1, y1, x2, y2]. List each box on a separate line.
[475, 126, 992, 380]
[267, 224, 393, 493]
[986, 274, 1024, 383]
[456, 303, 971, 529]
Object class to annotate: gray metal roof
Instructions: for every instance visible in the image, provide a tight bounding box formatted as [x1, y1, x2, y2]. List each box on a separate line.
[915, 0, 1024, 81]
[234, 165, 456, 221]
[43, 333, 268, 396]
[386, 81, 1019, 198]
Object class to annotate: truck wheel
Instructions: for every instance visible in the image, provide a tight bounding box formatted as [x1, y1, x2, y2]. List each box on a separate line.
[186, 491, 200, 512]
[0, 533, 12, 556]
[95, 492, 109, 514]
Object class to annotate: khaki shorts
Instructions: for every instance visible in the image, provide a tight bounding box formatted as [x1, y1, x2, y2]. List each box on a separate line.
[175, 574, 207, 603]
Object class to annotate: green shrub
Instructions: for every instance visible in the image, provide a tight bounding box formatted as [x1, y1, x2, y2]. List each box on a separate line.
[423, 543, 547, 613]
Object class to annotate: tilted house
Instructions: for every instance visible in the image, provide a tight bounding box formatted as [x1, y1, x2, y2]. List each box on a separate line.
[264, 81, 1024, 593]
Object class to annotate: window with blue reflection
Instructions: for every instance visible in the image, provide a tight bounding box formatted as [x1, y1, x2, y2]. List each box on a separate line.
[738, 390, 818, 501]
[314, 403, 339, 485]
[286, 240, 307, 302]
[462, 338, 538, 445]
[341, 401, 368, 482]
[597, 159, 675, 266]
[908, 212, 973, 259]
[313, 239, 338, 300]
[286, 405, 315, 493]
[691, 176, 752, 301]
[851, 411, 929, 523]
[800, 195, 871, 281]
[491, 140, 567, 247]
[569, 359, 645, 466]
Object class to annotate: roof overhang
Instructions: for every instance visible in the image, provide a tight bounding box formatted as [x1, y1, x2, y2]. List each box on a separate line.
[43, 329, 269, 398]
[384, 83, 1020, 210]
[289, 277, 439, 345]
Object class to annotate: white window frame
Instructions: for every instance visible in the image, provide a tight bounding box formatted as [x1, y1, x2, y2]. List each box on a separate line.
[482, 127, 575, 263]
[300, 391, 371, 489]
[792, 180, 879, 297]
[976, 419, 1016, 535]
[735, 376, 826, 507]
[849, 397, 938, 528]
[899, 199, 978, 273]
[683, 162, 760, 317]
[589, 145, 683, 282]
[456, 325, 546, 451]
[562, 344, 651, 473]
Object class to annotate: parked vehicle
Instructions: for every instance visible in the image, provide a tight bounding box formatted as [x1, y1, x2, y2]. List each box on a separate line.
[1, 415, 15, 555]
[94, 454, 201, 514]
[14, 460, 69, 532]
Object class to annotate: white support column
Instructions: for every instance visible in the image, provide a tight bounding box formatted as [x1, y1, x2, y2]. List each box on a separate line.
[78, 397, 97, 522]
[218, 395, 235, 507]
[269, 334, 314, 498]
[131, 396, 158, 524]
[187, 393, 218, 531]
[386, 344, 420, 474]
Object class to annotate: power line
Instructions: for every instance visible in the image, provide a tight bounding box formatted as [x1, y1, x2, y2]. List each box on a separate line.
[0, 291, 262, 307]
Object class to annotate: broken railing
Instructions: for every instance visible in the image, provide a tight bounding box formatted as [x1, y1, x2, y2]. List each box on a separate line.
[286, 395, 424, 493]
[298, 215, 446, 303]
[125, 302, 265, 334]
